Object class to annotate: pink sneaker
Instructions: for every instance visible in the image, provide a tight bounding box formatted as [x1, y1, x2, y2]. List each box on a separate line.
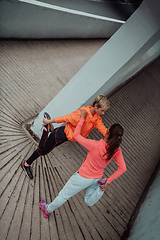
[39, 200, 50, 218]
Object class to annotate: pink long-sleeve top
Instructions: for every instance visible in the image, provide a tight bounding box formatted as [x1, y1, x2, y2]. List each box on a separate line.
[73, 118, 126, 184]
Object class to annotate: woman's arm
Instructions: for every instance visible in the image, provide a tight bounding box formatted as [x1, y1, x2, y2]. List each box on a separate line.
[73, 110, 96, 151]
[55, 110, 81, 125]
[43, 117, 56, 125]
[43, 109, 81, 126]
[106, 149, 126, 184]
[95, 118, 108, 137]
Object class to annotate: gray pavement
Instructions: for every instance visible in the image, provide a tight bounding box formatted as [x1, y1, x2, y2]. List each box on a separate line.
[0, 40, 160, 240]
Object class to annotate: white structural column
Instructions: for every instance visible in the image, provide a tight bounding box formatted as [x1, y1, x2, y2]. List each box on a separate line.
[1, 0, 124, 38]
[31, 0, 160, 138]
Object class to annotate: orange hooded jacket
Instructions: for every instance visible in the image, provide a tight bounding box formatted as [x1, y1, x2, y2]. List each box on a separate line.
[55, 106, 108, 142]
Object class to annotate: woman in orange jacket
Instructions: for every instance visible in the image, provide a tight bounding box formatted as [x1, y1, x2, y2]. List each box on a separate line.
[21, 95, 110, 180]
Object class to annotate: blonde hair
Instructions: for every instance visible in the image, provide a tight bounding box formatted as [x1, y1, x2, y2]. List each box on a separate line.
[92, 94, 110, 109]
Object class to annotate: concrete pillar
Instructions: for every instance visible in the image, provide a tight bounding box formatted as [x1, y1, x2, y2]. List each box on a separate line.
[31, 0, 160, 138]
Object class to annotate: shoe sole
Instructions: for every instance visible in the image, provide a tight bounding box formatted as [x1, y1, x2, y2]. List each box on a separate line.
[44, 112, 51, 120]
[39, 201, 49, 218]
[20, 162, 33, 180]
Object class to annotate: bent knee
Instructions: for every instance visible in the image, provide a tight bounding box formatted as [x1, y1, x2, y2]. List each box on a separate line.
[84, 198, 94, 207]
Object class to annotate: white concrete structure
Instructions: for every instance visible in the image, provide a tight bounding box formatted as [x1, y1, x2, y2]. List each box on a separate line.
[129, 169, 160, 240]
[31, 0, 160, 138]
[0, 0, 125, 39]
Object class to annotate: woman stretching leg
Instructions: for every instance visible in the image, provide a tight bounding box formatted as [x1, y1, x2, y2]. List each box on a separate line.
[21, 95, 110, 180]
[39, 109, 126, 218]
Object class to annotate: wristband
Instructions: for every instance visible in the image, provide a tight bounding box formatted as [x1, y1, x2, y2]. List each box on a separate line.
[98, 179, 107, 185]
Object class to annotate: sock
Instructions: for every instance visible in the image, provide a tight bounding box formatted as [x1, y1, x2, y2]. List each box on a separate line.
[24, 161, 30, 167]
[44, 127, 48, 131]
[46, 205, 49, 213]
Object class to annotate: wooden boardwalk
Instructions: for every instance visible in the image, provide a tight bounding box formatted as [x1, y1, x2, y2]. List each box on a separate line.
[0, 40, 160, 240]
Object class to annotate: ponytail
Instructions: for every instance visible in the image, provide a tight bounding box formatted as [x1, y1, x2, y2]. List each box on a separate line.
[104, 124, 123, 162]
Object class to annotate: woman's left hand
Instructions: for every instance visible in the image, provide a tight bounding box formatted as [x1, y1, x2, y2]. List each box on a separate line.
[100, 182, 108, 191]
[80, 109, 88, 119]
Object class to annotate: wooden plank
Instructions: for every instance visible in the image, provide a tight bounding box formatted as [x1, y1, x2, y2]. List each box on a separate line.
[0, 40, 160, 240]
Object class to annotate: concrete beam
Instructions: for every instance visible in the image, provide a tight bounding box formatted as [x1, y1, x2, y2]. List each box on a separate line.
[0, 0, 124, 39]
[31, 0, 160, 137]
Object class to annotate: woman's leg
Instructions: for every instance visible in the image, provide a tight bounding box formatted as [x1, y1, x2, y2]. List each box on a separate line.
[25, 128, 49, 166]
[26, 126, 67, 165]
[38, 128, 49, 150]
[22, 126, 68, 179]
[25, 127, 50, 166]
[47, 173, 95, 213]
[37, 126, 68, 156]
[25, 150, 40, 165]
[84, 179, 104, 207]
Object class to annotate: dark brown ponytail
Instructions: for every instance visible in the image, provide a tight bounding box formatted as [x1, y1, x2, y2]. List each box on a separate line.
[104, 123, 124, 162]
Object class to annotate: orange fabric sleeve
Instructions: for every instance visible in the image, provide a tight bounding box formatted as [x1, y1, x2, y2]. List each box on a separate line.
[54, 109, 81, 126]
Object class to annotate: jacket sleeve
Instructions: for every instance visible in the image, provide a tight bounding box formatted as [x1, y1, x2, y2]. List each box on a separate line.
[55, 109, 81, 126]
[74, 118, 95, 151]
[107, 148, 126, 184]
[95, 117, 108, 137]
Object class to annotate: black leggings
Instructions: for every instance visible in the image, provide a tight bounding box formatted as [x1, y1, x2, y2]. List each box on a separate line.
[26, 126, 68, 165]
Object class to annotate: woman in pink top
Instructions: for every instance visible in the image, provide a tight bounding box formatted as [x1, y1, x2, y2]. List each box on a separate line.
[39, 110, 126, 218]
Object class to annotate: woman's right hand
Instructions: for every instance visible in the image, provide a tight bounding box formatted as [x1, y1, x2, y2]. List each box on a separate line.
[43, 117, 50, 126]
[80, 109, 88, 119]
[100, 182, 108, 191]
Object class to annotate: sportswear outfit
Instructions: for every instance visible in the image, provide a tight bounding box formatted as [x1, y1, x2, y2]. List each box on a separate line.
[26, 106, 107, 165]
[47, 118, 126, 213]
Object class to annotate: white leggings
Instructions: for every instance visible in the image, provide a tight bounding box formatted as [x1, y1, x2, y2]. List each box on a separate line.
[47, 172, 104, 213]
